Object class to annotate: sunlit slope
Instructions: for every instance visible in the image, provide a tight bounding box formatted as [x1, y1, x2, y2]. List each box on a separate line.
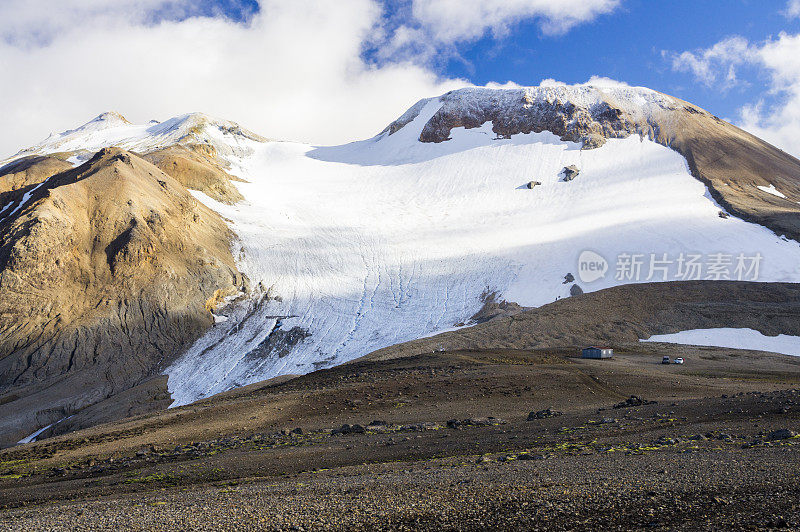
[166, 97, 800, 405]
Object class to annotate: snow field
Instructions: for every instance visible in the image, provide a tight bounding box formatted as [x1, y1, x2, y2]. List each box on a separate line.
[642, 328, 800, 358]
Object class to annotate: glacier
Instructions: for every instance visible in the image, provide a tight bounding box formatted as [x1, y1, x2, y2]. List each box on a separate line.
[163, 97, 800, 406]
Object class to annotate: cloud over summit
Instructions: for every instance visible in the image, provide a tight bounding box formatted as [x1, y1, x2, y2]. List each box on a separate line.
[0, 0, 622, 157]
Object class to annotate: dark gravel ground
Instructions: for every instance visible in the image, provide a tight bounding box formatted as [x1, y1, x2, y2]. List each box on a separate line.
[2, 434, 799, 531]
[1, 348, 799, 530]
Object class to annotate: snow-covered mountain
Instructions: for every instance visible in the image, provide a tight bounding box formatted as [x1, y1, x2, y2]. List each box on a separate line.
[163, 85, 800, 405]
[4, 111, 266, 167]
[3, 83, 800, 435]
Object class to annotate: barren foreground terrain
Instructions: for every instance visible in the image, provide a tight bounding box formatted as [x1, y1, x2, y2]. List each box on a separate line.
[1, 344, 799, 530]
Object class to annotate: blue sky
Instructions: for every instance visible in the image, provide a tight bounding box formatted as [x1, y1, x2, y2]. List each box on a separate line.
[437, 1, 800, 122]
[212, 0, 800, 122]
[2, 0, 800, 157]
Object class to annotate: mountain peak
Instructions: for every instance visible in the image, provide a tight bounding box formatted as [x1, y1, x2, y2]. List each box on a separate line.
[86, 111, 132, 127]
[6, 111, 267, 166]
[381, 82, 698, 148]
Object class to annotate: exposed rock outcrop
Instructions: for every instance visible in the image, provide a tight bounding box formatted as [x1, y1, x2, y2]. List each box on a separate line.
[415, 87, 635, 146]
[469, 291, 527, 324]
[569, 284, 584, 297]
[0, 148, 245, 446]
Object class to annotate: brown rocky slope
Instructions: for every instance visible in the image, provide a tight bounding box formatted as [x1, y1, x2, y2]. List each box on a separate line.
[0, 155, 73, 195]
[363, 281, 800, 362]
[142, 145, 245, 204]
[0, 148, 246, 447]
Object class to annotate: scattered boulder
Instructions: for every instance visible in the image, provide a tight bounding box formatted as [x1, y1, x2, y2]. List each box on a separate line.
[366, 420, 391, 433]
[768, 429, 796, 441]
[332, 423, 366, 435]
[399, 422, 440, 431]
[447, 417, 502, 429]
[526, 180, 542, 189]
[569, 284, 584, 297]
[290, 427, 303, 435]
[561, 165, 580, 181]
[718, 211, 730, 219]
[613, 396, 657, 409]
[563, 273, 575, 284]
[528, 408, 563, 420]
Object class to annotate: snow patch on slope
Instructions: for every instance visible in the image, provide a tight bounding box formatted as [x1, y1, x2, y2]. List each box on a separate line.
[642, 328, 800, 358]
[0, 175, 55, 225]
[757, 184, 787, 199]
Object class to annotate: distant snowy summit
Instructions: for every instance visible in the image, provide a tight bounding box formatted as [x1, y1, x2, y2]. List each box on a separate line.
[381, 84, 701, 149]
[6, 111, 267, 166]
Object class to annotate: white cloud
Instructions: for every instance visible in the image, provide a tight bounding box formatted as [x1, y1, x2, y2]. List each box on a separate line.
[374, 0, 621, 66]
[787, 0, 800, 18]
[0, 0, 465, 157]
[737, 33, 800, 156]
[539, 76, 632, 89]
[668, 32, 800, 157]
[581, 75, 631, 88]
[665, 36, 757, 89]
[0, 0, 200, 46]
[410, 0, 621, 41]
[0, 0, 625, 158]
[484, 81, 523, 89]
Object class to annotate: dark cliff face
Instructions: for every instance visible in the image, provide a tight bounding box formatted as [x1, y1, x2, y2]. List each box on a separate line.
[0, 148, 246, 446]
[417, 89, 641, 146]
[390, 86, 800, 242]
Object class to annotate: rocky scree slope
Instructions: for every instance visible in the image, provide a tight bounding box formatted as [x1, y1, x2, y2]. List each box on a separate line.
[0, 148, 245, 447]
